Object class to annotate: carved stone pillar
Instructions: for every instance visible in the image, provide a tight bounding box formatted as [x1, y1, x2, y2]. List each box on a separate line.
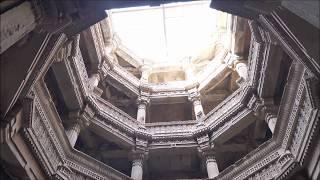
[65, 111, 90, 147]
[234, 60, 248, 83]
[89, 73, 100, 88]
[196, 134, 219, 179]
[188, 90, 204, 120]
[130, 152, 145, 180]
[65, 121, 81, 147]
[193, 98, 205, 120]
[265, 114, 277, 133]
[136, 97, 149, 123]
[230, 16, 250, 57]
[140, 66, 151, 84]
[205, 154, 219, 179]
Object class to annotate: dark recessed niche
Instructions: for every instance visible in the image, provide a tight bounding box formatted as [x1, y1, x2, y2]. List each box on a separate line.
[149, 102, 193, 123]
[44, 67, 68, 118]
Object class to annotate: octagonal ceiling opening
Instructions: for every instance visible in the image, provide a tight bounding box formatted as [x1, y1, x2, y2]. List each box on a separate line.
[107, 0, 231, 66]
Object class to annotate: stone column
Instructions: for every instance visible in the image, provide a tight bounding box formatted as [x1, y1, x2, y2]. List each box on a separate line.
[136, 97, 149, 123]
[206, 155, 219, 179]
[196, 134, 219, 179]
[140, 66, 151, 84]
[234, 60, 248, 83]
[65, 121, 81, 147]
[230, 16, 250, 57]
[193, 97, 205, 120]
[265, 114, 277, 133]
[189, 90, 205, 120]
[65, 112, 90, 147]
[130, 152, 145, 180]
[89, 73, 100, 88]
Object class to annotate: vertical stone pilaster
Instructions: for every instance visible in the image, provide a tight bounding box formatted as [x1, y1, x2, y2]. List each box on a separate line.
[140, 66, 151, 84]
[64, 108, 91, 147]
[205, 154, 219, 179]
[265, 114, 277, 133]
[89, 73, 100, 88]
[65, 121, 81, 147]
[130, 151, 146, 180]
[234, 60, 248, 84]
[136, 96, 149, 123]
[188, 89, 204, 120]
[196, 134, 219, 179]
[131, 158, 143, 180]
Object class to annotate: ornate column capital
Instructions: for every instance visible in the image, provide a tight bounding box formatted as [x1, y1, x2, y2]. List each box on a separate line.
[196, 133, 215, 153]
[129, 149, 148, 164]
[202, 151, 217, 164]
[136, 95, 150, 106]
[187, 88, 201, 101]
[89, 73, 100, 87]
[203, 150, 219, 179]
[233, 59, 247, 67]
[188, 88, 205, 120]
[67, 105, 94, 129]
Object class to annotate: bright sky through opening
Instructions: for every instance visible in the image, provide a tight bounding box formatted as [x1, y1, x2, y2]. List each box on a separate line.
[108, 1, 229, 64]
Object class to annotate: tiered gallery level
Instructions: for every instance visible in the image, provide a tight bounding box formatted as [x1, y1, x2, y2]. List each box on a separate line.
[0, 1, 319, 180]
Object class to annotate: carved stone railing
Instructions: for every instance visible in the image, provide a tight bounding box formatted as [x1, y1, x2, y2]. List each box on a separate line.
[146, 120, 197, 136]
[103, 63, 140, 97]
[113, 65, 141, 88]
[198, 63, 231, 91]
[148, 89, 189, 99]
[94, 95, 139, 129]
[87, 95, 140, 146]
[204, 85, 250, 126]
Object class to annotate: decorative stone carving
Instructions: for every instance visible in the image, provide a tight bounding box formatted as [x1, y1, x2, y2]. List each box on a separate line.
[188, 88, 205, 120]
[23, 94, 65, 176]
[234, 60, 248, 84]
[136, 96, 150, 124]
[54, 165, 73, 180]
[10, 12, 319, 180]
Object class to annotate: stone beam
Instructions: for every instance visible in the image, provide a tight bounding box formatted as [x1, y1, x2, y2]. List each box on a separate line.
[216, 143, 248, 152]
[116, 43, 143, 68]
[210, 0, 280, 19]
[0, 33, 66, 119]
[51, 57, 84, 111]
[230, 16, 250, 58]
[100, 150, 129, 159]
[0, 1, 36, 54]
[256, 32, 284, 99]
[259, 8, 320, 77]
[199, 64, 232, 93]
[80, 23, 105, 74]
[211, 109, 255, 144]
[202, 90, 229, 102]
